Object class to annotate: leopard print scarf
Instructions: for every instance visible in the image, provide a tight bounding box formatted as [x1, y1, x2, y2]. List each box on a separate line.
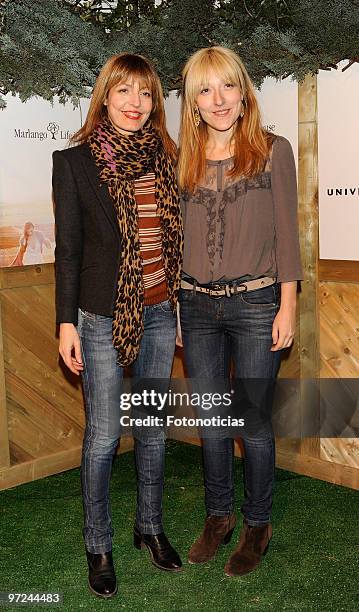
[89, 119, 183, 366]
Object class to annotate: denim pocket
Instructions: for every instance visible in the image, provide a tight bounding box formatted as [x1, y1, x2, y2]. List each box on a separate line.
[178, 288, 194, 303]
[240, 285, 279, 308]
[79, 309, 111, 321]
[151, 299, 174, 313]
[79, 309, 96, 320]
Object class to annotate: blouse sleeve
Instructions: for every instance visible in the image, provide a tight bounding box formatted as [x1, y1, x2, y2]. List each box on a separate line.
[271, 136, 303, 282]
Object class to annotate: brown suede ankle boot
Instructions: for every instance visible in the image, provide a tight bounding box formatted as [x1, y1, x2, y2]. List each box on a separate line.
[224, 520, 272, 577]
[188, 513, 237, 564]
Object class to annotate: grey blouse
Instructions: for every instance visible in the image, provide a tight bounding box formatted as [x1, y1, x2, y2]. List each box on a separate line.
[181, 135, 303, 284]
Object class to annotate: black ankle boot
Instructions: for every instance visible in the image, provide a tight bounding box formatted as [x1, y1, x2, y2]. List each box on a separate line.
[86, 550, 118, 598]
[134, 527, 182, 572]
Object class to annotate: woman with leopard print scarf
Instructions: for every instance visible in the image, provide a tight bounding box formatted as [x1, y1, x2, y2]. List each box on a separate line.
[53, 53, 183, 600]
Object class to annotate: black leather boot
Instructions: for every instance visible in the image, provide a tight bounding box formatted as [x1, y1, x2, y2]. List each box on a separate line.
[134, 527, 182, 572]
[86, 550, 118, 598]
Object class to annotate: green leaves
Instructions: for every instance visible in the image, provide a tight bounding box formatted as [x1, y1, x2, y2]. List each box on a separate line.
[1, 0, 358, 106]
[0, 0, 107, 106]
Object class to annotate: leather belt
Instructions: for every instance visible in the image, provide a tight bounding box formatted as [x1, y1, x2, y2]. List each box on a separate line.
[180, 276, 276, 297]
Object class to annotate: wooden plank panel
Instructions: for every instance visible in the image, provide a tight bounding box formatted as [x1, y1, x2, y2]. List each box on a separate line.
[278, 299, 301, 381]
[298, 74, 320, 458]
[320, 282, 359, 378]
[319, 260, 359, 283]
[0, 439, 134, 491]
[320, 280, 359, 470]
[7, 399, 65, 459]
[172, 349, 186, 378]
[321, 439, 359, 469]
[0, 263, 55, 289]
[4, 336, 84, 426]
[1, 288, 58, 369]
[0, 269, 85, 471]
[275, 449, 359, 490]
[9, 441, 34, 465]
[7, 377, 83, 453]
[275, 306, 301, 456]
[0, 300, 10, 468]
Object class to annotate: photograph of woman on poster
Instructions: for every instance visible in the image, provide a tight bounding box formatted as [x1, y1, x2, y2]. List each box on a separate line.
[52, 53, 183, 599]
[11, 221, 52, 266]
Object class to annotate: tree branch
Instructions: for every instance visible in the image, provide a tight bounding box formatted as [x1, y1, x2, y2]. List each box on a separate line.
[342, 57, 359, 72]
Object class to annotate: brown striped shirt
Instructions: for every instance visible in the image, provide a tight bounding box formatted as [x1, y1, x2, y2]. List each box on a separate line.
[134, 172, 168, 305]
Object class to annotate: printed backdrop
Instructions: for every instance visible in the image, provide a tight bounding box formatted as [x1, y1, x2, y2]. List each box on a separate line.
[0, 78, 298, 267]
[318, 61, 359, 261]
[0, 95, 90, 267]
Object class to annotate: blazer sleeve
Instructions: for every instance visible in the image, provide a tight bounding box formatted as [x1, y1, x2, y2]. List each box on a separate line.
[52, 150, 83, 325]
[271, 136, 303, 283]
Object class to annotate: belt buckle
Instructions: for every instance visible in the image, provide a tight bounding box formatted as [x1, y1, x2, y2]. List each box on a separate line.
[208, 284, 222, 297]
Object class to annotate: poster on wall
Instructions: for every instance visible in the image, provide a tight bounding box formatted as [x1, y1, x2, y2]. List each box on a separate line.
[318, 61, 359, 261]
[165, 76, 298, 166]
[256, 76, 298, 168]
[0, 95, 89, 268]
[0, 77, 297, 269]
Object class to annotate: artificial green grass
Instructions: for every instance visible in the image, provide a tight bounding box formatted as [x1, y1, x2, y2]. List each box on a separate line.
[1, 441, 358, 611]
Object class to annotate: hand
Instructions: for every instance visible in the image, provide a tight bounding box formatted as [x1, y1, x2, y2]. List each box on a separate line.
[271, 304, 296, 351]
[59, 323, 83, 374]
[175, 303, 183, 348]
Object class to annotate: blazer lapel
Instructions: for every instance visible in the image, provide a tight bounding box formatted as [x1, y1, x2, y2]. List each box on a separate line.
[80, 144, 119, 235]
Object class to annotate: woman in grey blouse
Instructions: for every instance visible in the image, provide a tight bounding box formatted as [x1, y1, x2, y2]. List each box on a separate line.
[177, 46, 302, 577]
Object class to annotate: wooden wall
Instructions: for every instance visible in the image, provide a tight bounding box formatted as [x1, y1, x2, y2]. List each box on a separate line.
[0, 266, 133, 490]
[274, 77, 359, 489]
[319, 280, 359, 469]
[1, 76, 358, 490]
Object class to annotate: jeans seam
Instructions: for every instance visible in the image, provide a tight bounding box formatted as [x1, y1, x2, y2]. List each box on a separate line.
[80, 331, 113, 552]
[147, 442, 152, 531]
[80, 336, 96, 550]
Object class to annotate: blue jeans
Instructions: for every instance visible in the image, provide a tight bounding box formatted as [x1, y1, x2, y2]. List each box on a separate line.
[77, 300, 176, 553]
[179, 283, 281, 526]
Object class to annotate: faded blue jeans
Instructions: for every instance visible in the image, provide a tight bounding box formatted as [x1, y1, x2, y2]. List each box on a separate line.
[77, 300, 176, 554]
[179, 282, 281, 526]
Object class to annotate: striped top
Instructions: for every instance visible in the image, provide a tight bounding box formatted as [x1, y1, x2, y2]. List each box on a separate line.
[134, 172, 168, 305]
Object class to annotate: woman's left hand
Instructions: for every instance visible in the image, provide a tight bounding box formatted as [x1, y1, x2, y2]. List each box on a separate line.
[271, 281, 297, 351]
[271, 306, 296, 350]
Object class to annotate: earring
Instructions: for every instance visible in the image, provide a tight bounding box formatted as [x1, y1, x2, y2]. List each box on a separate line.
[193, 105, 201, 127]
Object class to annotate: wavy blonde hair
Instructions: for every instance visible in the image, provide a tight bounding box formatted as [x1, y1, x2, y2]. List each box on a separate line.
[178, 46, 273, 192]
[71, 53, 176, 159]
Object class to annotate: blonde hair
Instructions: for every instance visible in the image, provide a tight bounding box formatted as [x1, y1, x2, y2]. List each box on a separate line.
[178, 46, 273, 192]
[71, 53, 176, 159]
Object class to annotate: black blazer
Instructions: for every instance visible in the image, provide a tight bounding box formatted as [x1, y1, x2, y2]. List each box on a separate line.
[52, 144, 122, 325]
